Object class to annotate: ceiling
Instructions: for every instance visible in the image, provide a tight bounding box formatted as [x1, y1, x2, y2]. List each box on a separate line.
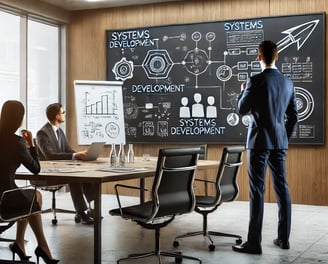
[39, 0, 183, 11]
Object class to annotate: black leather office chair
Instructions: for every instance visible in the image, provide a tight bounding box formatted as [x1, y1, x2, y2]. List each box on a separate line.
[173, 145, 245, 251]
[197, 144, 207, 160]
[109, 147, 202, 264]
[0, 186, 37, 243]
[0, 185, 39, 263]
[33, 140, 75, 225]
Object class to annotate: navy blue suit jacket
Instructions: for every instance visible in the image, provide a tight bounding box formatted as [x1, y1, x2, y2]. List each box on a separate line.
[237, 68, 298, 150]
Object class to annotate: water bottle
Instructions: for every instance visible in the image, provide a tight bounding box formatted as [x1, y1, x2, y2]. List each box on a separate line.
[118, 143, 126, 167]
[109, 143, 117, 167]
[127, 143, 134, 163]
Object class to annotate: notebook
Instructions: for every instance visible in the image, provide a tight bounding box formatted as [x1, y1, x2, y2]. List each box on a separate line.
[81, 142, 105, 161]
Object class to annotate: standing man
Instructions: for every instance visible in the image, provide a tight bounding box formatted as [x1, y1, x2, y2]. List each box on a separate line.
[36, 103, 94, 225]
[232, 40, 298, 254]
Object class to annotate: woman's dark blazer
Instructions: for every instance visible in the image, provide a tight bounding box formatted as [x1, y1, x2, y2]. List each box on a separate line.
[0, 134, 40, 215]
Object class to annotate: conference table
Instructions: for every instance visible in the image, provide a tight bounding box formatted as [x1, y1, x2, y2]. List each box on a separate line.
[15, 157, 219, 264]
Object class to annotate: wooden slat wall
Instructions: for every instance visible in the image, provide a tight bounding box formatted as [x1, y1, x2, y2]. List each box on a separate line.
[67, 0, 328, 205]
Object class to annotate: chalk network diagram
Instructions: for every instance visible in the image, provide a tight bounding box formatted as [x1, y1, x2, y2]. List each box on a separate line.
[106, 13, 325, 144]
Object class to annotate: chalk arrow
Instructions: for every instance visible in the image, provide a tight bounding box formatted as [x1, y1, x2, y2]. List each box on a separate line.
[276, 20, 319, 53]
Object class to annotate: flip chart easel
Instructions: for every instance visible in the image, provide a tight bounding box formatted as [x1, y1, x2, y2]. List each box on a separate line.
[74, 80, 125, 145]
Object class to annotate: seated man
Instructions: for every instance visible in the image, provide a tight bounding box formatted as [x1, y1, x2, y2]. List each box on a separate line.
[36, 103, 94, 225]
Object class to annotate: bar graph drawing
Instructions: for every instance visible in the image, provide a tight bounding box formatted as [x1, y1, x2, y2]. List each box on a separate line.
[84, 91, 118, 115]
[74, 80, 125, 145]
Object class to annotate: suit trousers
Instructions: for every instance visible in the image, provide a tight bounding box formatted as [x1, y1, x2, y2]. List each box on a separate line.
[247, 149, 291, 246]
[68, 183, 94, 213]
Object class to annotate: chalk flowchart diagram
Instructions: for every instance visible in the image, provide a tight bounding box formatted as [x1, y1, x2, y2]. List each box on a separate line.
[106, 13, 324, 144]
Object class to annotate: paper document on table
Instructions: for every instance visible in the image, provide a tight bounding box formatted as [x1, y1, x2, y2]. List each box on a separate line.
[99, 167, 150, 173]
[41, 168, 87, 173]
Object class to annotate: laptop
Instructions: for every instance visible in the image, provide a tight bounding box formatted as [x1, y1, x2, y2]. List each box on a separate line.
[81, 142, 105, 161]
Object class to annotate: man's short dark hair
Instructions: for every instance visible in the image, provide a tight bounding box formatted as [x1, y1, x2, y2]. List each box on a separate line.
[259, 40, 278, 66]
[46, 103, 62, 121]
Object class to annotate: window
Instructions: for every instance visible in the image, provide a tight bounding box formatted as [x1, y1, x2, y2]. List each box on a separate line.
[27, 19, 60, 134]
[0, 10, 20, 104]
[0, 9, 63, 135]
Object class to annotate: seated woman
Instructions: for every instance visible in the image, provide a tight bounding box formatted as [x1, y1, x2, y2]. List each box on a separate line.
[0, 100, 59, 264]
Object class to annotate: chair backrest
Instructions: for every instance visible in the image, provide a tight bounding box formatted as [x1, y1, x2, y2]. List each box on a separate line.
[0, 186, 38, 222]
[32, 139, 59, 187]
[148, 147, 201, 221]
[216, 146, 245, 204]
[198, 144, 207, 160]
[33, 138, 46, 161]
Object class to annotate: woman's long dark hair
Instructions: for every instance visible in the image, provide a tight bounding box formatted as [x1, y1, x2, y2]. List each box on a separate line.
[0, 100, 25, 136]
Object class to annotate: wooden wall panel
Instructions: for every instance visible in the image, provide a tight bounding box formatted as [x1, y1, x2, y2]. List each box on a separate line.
[67, 0, 328, 205]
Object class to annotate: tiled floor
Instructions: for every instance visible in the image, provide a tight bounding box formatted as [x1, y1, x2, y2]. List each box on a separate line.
[1, 191, 328, 264]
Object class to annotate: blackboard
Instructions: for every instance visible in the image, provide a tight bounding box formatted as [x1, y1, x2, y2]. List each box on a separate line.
[106, 13, 325, 144]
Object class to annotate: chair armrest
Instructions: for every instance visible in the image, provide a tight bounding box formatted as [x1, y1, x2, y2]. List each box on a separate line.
[114, 184, 148, 216]
[0, 184, 35, 199]
[0, 185, 38, 222]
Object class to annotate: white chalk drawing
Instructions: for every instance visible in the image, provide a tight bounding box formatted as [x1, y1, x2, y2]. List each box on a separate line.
[226, 113, 239, 127]
[107, 14, 324, 143]
[294, 86, 314, 122]
[206, 96, 217, 118]
[277, 20, 319, 53]
[191, 93, 205, 118]
[179, 97, 190, 118]
[112, 57, 134, 81]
